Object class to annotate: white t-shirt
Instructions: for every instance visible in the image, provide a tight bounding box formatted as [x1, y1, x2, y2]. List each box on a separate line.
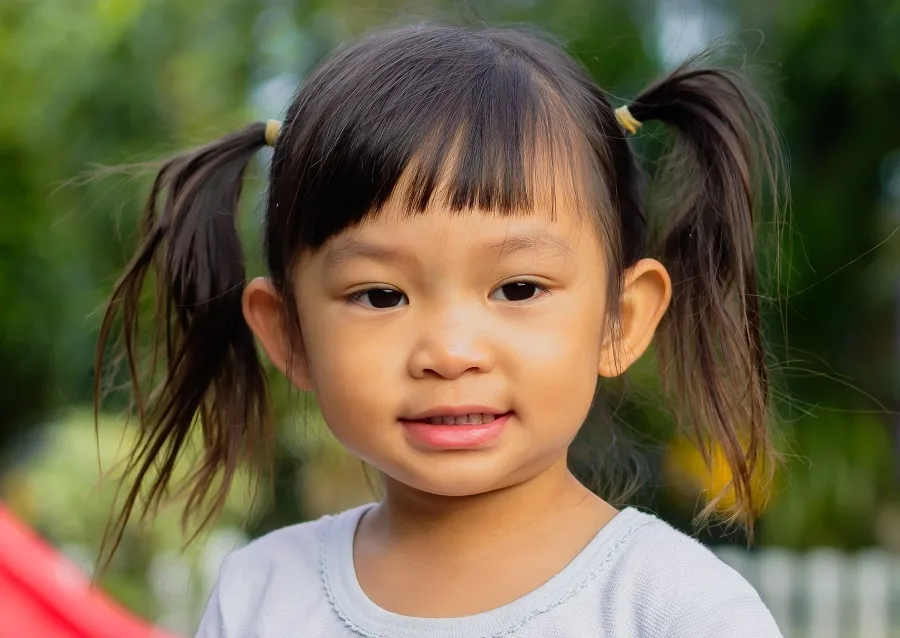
[195, 504, 782, 637]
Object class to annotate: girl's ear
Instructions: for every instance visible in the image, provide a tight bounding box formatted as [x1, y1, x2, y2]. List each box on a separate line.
[242, 277, 313, 391]
[598, 258, 672, 377]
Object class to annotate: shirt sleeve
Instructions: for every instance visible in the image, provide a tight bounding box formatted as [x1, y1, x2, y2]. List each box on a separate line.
[194, 578, 228, 638]
[666, 594, 783, 637]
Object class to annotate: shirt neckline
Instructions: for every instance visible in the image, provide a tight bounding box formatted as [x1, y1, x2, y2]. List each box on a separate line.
[320, 503, 650, 638]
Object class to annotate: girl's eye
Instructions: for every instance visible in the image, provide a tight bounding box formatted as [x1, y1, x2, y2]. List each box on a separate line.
[349, 288, 407, 309]
[491, 281, 544, 302]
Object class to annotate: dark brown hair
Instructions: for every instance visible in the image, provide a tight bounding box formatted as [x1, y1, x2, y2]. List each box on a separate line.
[94, 24, 783, 563]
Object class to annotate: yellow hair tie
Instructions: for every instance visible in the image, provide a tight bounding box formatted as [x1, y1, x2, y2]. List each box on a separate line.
[265, 119, 282, 147]
[614, 105, 642, 135]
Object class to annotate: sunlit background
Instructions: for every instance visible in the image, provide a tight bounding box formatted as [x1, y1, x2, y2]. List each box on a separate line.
[1, 0, 899, 636]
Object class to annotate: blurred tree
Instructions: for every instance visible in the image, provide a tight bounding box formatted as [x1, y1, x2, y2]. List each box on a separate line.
[0, 0, 266, 458]
[726, 0, 900, 547]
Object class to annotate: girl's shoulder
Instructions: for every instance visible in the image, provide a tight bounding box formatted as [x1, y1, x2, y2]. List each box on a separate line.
[610, 508, 756, 595]
[598, 508, 781, 635]
[197, 504, 372, 637]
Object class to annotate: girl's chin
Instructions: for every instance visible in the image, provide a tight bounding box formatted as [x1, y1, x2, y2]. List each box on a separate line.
[379, 463, 531, 500]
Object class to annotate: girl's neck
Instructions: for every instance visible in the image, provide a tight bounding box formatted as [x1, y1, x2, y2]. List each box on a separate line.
[360, 458, 617, 557]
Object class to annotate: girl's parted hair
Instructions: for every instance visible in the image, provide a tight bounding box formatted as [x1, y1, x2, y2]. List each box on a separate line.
[95, 24, 782, 562]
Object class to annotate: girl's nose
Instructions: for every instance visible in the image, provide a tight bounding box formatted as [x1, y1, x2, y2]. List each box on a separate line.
[407, 313, 495, 380]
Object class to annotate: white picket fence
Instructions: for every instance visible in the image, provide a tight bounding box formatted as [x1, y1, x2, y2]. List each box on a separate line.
[715, 547, 900, 638]
[145, 531, 900, 637]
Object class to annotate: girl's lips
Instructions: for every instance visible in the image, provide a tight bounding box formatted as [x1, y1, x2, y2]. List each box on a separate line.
[400, 412, 511, 449]
[402, 405, 507, 421]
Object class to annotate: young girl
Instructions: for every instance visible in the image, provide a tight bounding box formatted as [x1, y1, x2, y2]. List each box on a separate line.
[96, 24, 785, 637]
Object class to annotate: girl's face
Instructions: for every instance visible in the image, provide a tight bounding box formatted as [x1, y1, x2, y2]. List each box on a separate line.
[288, 195, 614, 498]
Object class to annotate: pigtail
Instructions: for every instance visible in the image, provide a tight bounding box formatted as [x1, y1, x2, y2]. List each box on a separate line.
[94, 122, 272, 567]
[628, 61, 783, 536]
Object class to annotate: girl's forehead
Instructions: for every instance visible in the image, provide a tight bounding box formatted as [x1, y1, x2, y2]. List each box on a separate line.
[314, 198, 593, 269]
[310, 213, 589, 279]
[309, 155, 601, 263]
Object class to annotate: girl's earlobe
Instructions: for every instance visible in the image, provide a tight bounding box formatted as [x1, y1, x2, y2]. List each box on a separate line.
[242, 277, 314, 391]
[597, 331, 627, 378]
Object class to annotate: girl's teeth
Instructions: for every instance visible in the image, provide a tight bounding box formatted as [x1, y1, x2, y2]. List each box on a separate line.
[426, 414, 497, 425]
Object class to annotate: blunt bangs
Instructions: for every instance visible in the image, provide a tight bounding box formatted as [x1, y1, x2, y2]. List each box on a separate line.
[265, 25, 606, 273]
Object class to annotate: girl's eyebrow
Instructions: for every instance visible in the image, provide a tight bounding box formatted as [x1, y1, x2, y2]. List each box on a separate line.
[322, 230, 574, 268]
[482, 231, 575, 259]
[322, 237, 413, 268]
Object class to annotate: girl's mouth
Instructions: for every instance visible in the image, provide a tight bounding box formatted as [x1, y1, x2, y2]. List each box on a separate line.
[399, 411, 512, 449]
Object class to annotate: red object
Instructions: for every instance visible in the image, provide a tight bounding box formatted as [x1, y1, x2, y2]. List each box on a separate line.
[0, 502, 181, 638]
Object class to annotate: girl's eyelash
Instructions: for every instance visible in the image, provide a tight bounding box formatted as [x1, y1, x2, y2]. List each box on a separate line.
[500, 278, 548, 290]
[346, 289, 370, 303]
